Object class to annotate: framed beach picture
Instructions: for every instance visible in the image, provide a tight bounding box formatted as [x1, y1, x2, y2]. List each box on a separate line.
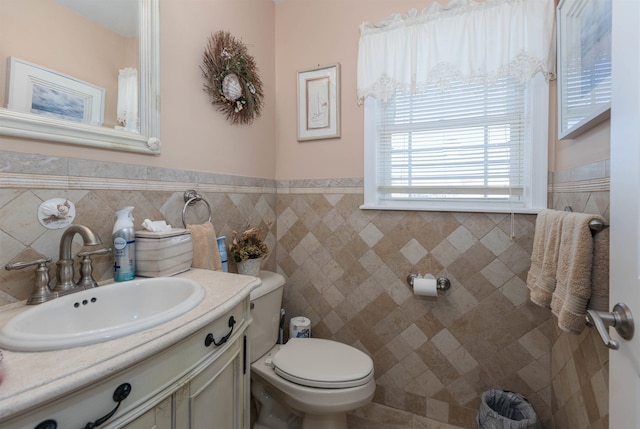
[5, 57, 105, 126]
[297, 63, 340, 141]
[557, 0, 612, 140]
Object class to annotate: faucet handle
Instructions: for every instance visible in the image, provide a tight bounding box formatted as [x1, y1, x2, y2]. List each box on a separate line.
[5, 257, 58, 305]
[78, 247, 112, 258]
[5, 257, 51, 271]
[77, 248, 111, 289]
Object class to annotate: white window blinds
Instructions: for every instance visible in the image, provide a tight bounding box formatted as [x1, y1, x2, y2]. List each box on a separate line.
[359, 0, 553, 213]
[375, 76, 527, 206]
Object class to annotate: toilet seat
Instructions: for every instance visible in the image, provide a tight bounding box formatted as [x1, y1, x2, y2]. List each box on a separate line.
[271, 338, 374, 389]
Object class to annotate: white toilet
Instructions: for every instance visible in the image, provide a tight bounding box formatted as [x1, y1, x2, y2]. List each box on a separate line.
[249, 271, 375, 429]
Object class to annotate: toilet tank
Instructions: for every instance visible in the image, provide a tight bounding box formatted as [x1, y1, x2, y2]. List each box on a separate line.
[249, 271, 285, 362]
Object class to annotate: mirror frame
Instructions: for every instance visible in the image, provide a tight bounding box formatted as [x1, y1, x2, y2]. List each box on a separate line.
[0, 0, 161, 155]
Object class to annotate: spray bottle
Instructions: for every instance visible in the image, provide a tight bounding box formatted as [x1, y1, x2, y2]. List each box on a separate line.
[113, 206, 135, 281]
[217, 236, 228, 272]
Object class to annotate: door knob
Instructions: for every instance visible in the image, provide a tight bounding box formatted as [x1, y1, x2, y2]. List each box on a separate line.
[586, 303, 634, 350]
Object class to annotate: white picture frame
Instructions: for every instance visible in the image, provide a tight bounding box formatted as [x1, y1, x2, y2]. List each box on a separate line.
[557, 0, 612, 140]
[297, 63, 340, 141]
[6, 57, 105, 126]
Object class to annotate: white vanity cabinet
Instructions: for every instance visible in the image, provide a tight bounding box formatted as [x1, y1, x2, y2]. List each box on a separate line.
[0, 279, 254, 429]
[121, 325, 247, 429]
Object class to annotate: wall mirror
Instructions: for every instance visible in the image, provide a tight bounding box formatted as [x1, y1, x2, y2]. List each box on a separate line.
[557, 0, 611, 140]
[0, 0, 160, 154]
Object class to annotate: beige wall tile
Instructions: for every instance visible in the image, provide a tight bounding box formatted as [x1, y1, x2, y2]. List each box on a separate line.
[519, 328, 551, 360]
[431, 329, 462, 357]
[2, 161, 609, 429]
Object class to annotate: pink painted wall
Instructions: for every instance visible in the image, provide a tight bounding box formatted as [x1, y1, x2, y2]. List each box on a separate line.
[0, 0, 277, 180]
[160, 0, 276, 178]
[274, 0, 609, 180]
[0, 0, 607, 180]
[274, 0, 444, 180]
[547, 75, 610, 173]
[553, 123, 610, 171]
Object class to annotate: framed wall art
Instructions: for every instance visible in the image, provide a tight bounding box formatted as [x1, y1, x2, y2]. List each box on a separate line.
[6, 57, 105, 126]
[297, 63, 340, 141]
[557, 0, 612, 140]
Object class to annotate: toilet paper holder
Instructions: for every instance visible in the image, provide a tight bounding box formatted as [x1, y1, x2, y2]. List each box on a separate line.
[406, 274, 451, 292]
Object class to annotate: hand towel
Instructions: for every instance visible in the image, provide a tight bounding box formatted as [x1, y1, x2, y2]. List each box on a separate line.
[527, 209, 568, 307]
[587, 227, 610, 312]
[550, 213, 608, 334]
[186, 221, 222, 271]
[526, 210, 548, 294]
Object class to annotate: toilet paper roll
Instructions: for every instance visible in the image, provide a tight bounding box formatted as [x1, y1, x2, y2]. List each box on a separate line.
[413, 277, 438, 297]
[289, 316, 311, 339]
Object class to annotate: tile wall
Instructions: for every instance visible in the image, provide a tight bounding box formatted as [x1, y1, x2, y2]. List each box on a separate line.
[0, 150, 610, 428]
[0, 151, 277, 306]
[549, 161, 610, 429]
[276, 180, 552, 428]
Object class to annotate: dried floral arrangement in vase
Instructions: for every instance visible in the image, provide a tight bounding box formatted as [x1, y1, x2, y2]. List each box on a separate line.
[229, 224, 269, 276]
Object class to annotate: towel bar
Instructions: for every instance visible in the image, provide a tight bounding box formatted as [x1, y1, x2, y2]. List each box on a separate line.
[563, 206, 609, 232]
[588, 218, 608, 231]
[182, 190, 212, 227]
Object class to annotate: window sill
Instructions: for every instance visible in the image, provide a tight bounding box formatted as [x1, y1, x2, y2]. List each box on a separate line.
[359, 203, 543, 214]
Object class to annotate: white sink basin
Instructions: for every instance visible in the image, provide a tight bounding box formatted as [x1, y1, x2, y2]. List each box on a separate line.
[0, 277, 205, 352]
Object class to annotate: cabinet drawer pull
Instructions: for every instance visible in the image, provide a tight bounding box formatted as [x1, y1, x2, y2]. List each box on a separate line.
[204, 316, 236, 347]
[81, 383, 132, 429]
[33, 384, 132, 429]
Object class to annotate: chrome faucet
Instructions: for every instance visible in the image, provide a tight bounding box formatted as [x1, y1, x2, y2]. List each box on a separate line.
[53, 225, 103, 295]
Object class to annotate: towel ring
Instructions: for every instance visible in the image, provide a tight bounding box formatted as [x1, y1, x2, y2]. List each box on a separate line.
[182, 190, 212, 227]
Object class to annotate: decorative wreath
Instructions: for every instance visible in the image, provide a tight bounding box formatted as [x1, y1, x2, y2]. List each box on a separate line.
[201, 31, 264, 125]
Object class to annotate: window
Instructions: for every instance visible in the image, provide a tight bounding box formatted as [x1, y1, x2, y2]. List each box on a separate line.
[363, 74, 548, 213]
[357, 0, 555, 213]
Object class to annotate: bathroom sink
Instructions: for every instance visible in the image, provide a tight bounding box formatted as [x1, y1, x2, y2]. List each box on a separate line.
[0, 277, 205, 352]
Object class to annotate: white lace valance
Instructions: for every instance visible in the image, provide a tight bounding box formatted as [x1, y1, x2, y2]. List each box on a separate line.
[357, 0, 556, 102]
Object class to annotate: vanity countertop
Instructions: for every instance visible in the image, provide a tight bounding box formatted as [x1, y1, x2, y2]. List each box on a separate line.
[0, 269, 260, 420]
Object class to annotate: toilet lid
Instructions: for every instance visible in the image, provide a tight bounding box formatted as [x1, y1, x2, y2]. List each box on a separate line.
[272, 338, 374, 389]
